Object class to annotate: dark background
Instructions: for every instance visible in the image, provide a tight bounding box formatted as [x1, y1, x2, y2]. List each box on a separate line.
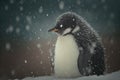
[0, 0, 120, 79]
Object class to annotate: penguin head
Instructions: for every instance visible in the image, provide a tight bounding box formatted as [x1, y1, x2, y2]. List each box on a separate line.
[48, 12, 80, 35]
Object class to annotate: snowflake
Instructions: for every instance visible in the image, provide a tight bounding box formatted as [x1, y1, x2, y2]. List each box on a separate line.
[24, 60, 27, 63]
[37, 37, 40, 40]
[90, 42, 96, 54]
[76, 0, 80, 5]
[37, 44, 41, 48]
[16, 28, 20, 33]
[60, 24, 63, 28]
[6, 25, 14, 33]
[59, 1, 64, 10]
[79, 47, 83, 51]
[16, 16, 20, 22]
[38, 6, 43, 13]
[31, 72, 33, 74]
[10, 0, 14, 4]
[20, 6, 23, 11]
[40, 61, 43, 64]
[5, 5, 8, 11]
[11, 70, 15, 75]
[40, 28, 42, 31]
[26, 16, 32, 24]
[5, 43, 11, 51]
[72, 18, 75, 21]
[46, 14, 49, 16]
[25, 25, 30, 31]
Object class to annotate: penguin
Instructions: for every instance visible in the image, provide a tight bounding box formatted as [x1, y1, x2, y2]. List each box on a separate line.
[48, 12, 105, 78]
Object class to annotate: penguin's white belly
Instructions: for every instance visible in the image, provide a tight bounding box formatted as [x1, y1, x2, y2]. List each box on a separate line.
[54, 35, 80, 78]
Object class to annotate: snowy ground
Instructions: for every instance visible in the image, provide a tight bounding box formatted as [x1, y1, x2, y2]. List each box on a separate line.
[22, 71, 120, 80]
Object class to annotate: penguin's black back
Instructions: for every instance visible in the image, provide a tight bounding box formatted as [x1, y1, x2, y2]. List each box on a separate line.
[73, 27, 105, 76]
[69, 12, 105, 76]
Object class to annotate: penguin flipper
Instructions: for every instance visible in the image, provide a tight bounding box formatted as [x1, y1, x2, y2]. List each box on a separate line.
[90, 43, 105, 75]
[77, 40, 105, 76]
[77, 39, 92, 76]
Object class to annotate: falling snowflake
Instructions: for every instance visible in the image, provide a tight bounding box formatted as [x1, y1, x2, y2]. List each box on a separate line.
[40, 28, 42, 31]
[37, 44, 41, 48]
[38, 6, 43, 13]
[40, 61, 43, 64]
[16, 16, 20, 22]
[59, 1, 64, 10]
[76, 0, 80, 5]
[11, 70, 15, 75]
[90, 42, 96, 54]
[24, 60, 27, 63]
[25, 25, 30, 31]
[79, 47, 83, 51]
[6, 25, 14, 33]
[72, 18, 75, 21]
[37, 37, 40, 40]
[5, 5, 8, 11]
[60, 24, 63, 28]
[26, 16, 32, 24]
[31, 72, 33, 74]
[110, 38, 114, 44]
[16, 28, 20, 33]
[5, 43, 11, 51]
[92, 42, 96, 48]
[10, 0, 14, 4]
[20, 6, 23, 11]
[46, 14, 49, 16]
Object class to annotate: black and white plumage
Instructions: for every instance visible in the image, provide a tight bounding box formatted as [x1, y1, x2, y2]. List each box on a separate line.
[48, 12, 105, 78]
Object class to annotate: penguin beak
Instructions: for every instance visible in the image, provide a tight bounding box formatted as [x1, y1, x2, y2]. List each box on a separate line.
[48, 27, 59, 32]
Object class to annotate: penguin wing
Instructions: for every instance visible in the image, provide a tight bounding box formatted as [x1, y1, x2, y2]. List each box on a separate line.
[74, 34, 92, 76]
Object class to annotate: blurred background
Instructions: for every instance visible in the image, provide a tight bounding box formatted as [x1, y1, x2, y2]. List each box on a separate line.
[0, 0, 120, 79]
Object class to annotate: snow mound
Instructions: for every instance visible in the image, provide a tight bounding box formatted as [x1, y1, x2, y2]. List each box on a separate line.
[22, 71, 120, 80]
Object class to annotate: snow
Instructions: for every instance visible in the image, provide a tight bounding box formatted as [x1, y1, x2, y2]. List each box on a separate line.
[6, 25, 14, 33]
[25, 25, 30, 31]
[16, 28, 20, 33]
[11, 70, 15, 75]
[76, 0, 80, 5]
[40, 28, 42, 31]
[24, 60, 27, 63]
[5, 42, 11, 51]
[16, 16, 20, 22]
[5, 5, 8, 10]
[38, 6, 43, 13]
[10, 0, 14, 4]
[60, 24, 63, 28]
[46, 14, 49, 17]
[40, 61, 43, 64]
[37, 44, 41, 48]
[26, 16, 32, 24]
[59, 1, 64, 10]
[21, 71, 120, 80]
[20, 6, 23, 11]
